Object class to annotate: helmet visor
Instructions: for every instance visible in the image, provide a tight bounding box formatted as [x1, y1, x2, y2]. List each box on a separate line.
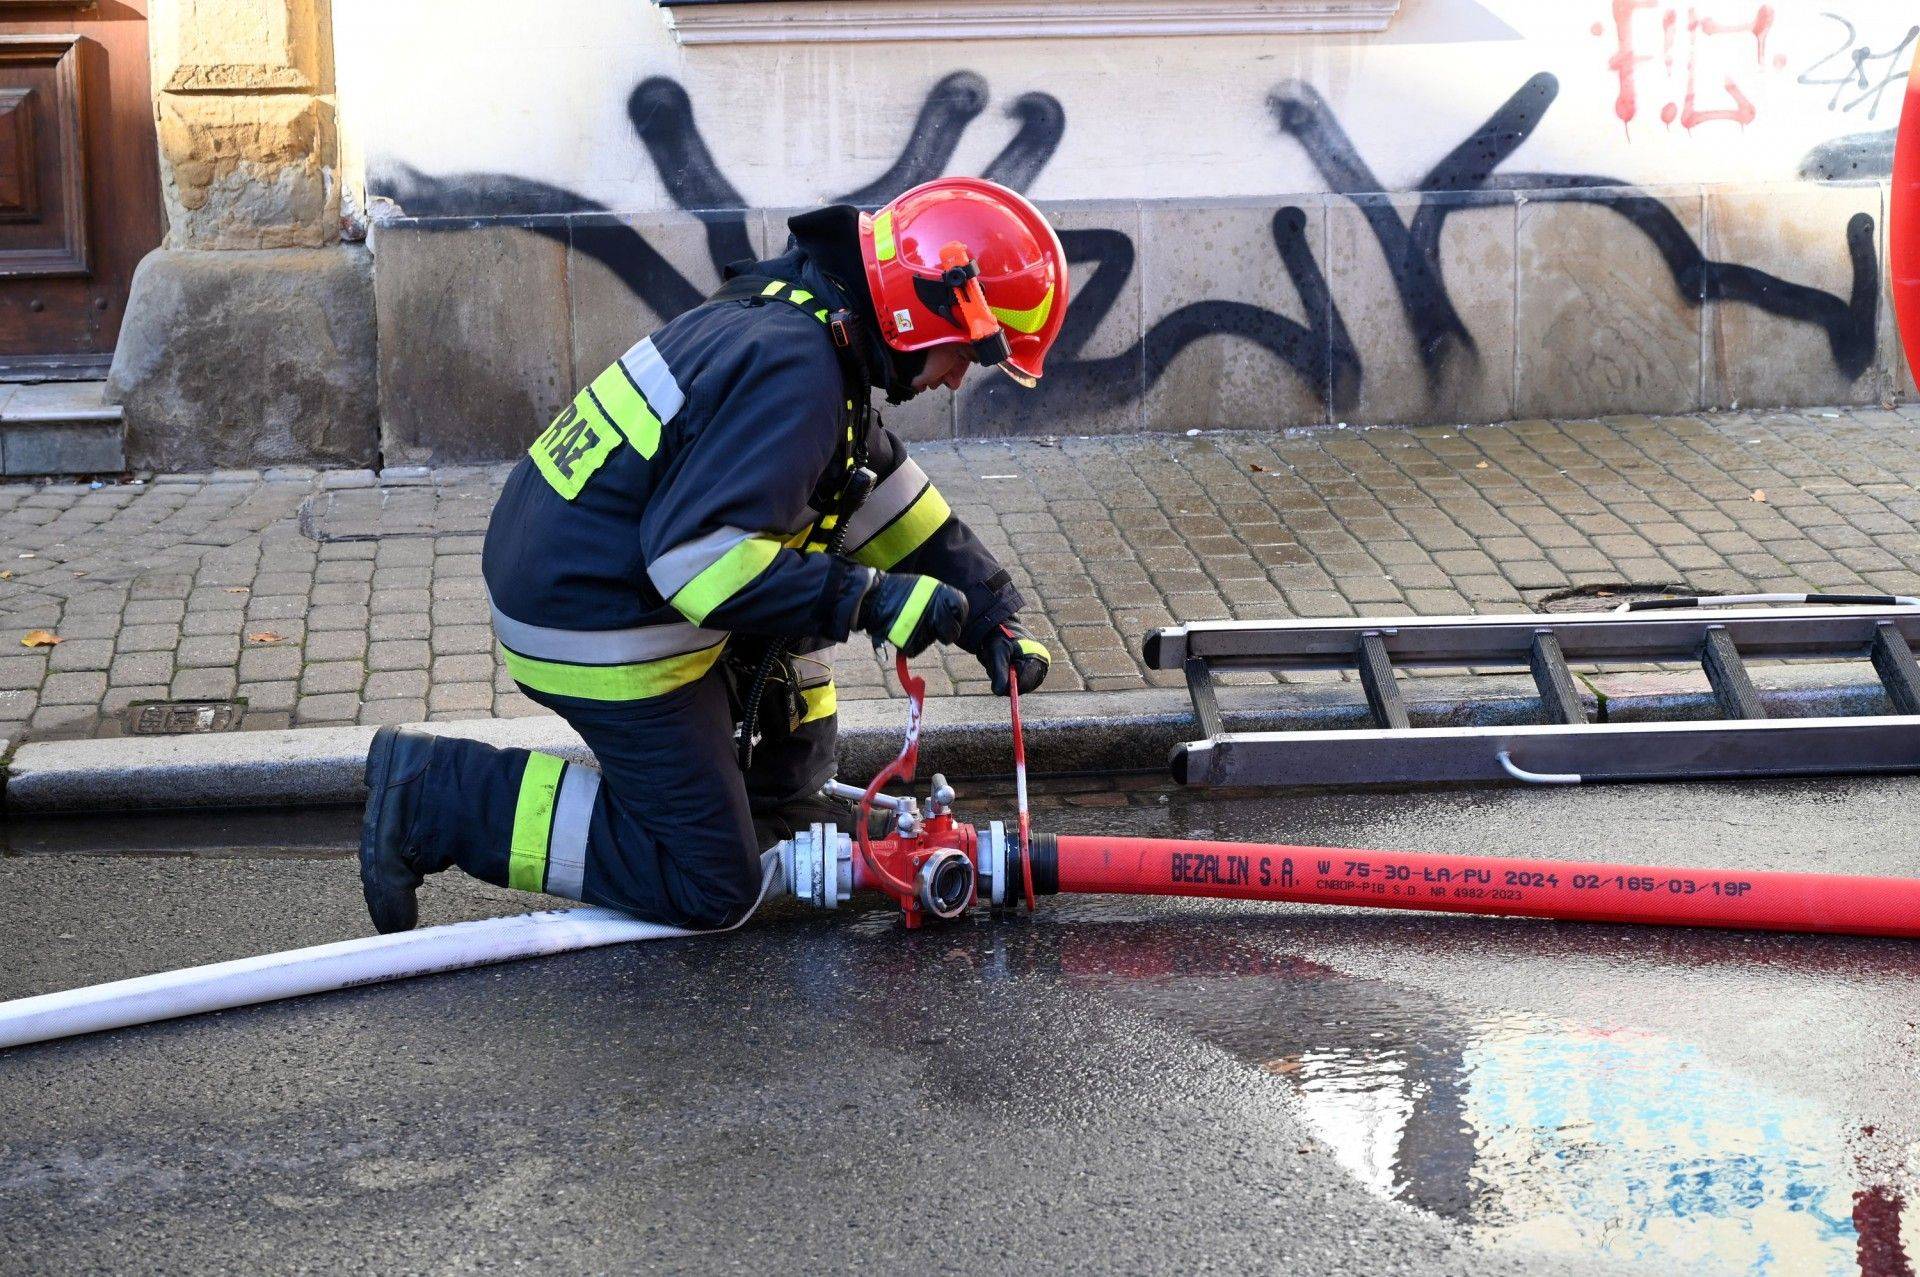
[994, 359, 1038, 389]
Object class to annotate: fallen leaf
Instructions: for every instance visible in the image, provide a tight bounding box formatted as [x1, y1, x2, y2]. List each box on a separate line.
[21, 630, 61, 647]
[1249, 462, 1268, 473]
[247, 631, 286, 645]
[0, 571, 10, 580]
[1751, 489, 1768, 503]
[1475, 461, 1490, 469]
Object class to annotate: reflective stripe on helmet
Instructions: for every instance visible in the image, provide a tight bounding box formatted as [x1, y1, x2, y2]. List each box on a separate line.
[872, 210, 897, 262]
[989, 285, 1055, 336]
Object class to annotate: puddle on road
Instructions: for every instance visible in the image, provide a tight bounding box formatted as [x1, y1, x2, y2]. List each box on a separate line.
[1065, 931, 1909, 1277]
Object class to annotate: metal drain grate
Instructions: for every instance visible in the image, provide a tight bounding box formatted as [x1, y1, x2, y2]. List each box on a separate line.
[125, 699, 246, 735]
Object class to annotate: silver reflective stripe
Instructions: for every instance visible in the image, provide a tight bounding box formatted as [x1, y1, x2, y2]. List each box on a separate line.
[545, 763, 600, 900]
[619, 337, 685, 423]
[842, 459, 930, 552]
[489, 592, 723, 665]
[790, 638, 838, 687]
[647, 524, 754, 600]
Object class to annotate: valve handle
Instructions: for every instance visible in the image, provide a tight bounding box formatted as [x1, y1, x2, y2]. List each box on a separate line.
[855, 648, 925, 903]
[1004, 625, 1036, 912]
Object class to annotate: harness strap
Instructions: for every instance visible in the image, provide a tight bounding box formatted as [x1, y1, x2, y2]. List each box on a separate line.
[709, 274, 875, 514]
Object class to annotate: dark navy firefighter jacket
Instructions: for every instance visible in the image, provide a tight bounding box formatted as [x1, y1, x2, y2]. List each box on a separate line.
[481, 247, 1023, 710]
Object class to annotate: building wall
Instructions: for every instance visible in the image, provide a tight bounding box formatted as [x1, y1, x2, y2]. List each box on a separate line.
[330, 0, 1919, 460]
[150, 0, 340, 249]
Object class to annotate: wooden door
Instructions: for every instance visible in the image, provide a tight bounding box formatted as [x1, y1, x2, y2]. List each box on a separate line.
[0, 0, 161, 379]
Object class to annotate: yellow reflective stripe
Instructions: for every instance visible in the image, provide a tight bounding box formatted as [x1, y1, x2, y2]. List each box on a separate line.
[588, 363, 662, 459]
[872, 211, 896, 262]
[509, 753, 566, 892]
[499, 640, 726, 702]
[1015, 638, 1050, 662]
[989, 285, 1056, 336]
[529, 399, 622, 501]
[799, 682, 838, 724]
[750, 279, 830, 325]
[853, 485, 952, 570]
[887, 576, 939, 648]
[670, 536, 783, 625]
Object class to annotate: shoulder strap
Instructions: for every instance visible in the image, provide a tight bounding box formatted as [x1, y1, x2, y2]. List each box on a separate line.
[709, 275, 831, 325]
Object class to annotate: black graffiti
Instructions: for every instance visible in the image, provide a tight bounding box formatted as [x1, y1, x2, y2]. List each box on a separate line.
[1271, 72, 1878, 387]
[1799, 12, 1917, 120]
[371, 67, 1880, 437]
[955, 213, 1361, 435]
[374, 70, 1067, 324]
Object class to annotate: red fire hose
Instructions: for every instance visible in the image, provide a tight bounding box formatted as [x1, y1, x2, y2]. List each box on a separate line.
[1044, 836, 1920, 938]
[1891, 40, 1920, 376]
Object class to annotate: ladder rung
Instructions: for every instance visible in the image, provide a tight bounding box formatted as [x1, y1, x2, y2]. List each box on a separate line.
[1357, 631, 1410, 730]
[1870, 622, 1920, 715]
[1528, 631, 1588, 725]
[1702, 626, 1766, 720]
[1185, 656, 1225, 739]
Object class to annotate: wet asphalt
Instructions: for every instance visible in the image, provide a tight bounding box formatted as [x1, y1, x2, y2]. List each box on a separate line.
[6, 776, 1920, 1275]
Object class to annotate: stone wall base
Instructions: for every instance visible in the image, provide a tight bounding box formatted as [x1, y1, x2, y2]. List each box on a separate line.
[108, 245, 378, 471]
[386, 183, 1908, 463]
[139, 182, 1905, 467]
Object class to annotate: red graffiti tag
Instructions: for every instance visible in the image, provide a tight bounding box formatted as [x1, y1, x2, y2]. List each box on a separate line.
[1596, 2, 1777, 137]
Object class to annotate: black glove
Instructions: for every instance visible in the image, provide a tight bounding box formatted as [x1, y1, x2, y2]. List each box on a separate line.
[856, 571, 968, 657]
[974, 618, 1051, 696]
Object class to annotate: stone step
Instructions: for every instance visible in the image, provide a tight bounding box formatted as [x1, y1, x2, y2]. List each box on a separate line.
[0, 381, 125, 477]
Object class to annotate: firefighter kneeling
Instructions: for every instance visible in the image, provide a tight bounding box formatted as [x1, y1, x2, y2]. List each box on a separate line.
[358, 178, 1067, 933]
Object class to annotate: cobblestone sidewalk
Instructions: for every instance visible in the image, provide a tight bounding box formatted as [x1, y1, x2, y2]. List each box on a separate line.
[5, 403, 1920, 747]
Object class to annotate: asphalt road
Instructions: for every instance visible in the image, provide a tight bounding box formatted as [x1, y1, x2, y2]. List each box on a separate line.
[6, 777, 1920, 1275]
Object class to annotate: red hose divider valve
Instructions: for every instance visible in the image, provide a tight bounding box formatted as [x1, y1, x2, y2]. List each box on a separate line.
[774, 655, 1920, 940]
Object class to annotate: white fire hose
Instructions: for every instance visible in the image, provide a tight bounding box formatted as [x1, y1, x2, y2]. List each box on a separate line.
[0, 851, 786, 1052]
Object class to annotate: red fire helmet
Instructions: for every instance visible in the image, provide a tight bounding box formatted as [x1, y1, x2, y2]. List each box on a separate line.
[858, 177, 1069, 388]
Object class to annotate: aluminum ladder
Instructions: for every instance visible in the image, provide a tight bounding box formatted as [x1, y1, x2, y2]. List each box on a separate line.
[1144, 599, 1920, 788]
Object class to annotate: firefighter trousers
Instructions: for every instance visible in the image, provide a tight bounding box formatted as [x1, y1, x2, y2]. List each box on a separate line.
[405, 660, 837, 930]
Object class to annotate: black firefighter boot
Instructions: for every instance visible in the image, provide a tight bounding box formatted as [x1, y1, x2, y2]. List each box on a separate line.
[359, 725, 437, 933]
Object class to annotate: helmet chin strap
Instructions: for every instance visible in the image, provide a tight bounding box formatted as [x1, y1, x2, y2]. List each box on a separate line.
[882, 347, 928, 405]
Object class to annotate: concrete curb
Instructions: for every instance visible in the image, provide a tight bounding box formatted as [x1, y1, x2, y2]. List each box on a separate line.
[3, 662, 1898, 813]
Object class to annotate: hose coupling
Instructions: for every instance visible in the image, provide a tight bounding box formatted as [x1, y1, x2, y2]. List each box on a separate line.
[914, 848, 976, 920]
[784, 822, 853, 910]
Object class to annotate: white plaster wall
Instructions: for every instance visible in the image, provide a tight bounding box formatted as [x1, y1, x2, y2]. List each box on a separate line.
[333, 0, 1914, 218]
